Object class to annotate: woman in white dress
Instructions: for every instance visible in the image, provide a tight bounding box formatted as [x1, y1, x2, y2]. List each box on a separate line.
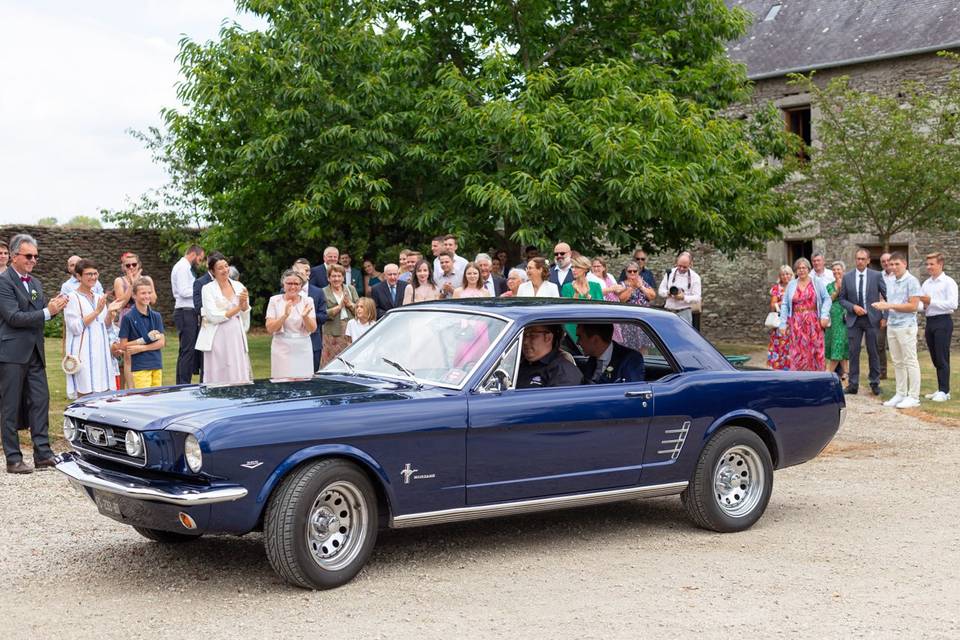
[265, 270, 317, 378]
[195, 255, 252, 384]
[402, 260, 441, 304]
[64, 259, 118, 398]
[517, 257, 560, 297]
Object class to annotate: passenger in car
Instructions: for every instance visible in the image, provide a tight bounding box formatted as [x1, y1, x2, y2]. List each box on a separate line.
[516, 324, 584, 388]
[575, 324, 645, 384]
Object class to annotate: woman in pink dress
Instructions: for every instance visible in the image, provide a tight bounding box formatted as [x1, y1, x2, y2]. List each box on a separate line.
[196, 256, 253, 384]
[265, 270, 317, 378]
[767, 265, 793, 370]
[779, 258, 831, 372]
[453, 263, 492, 299]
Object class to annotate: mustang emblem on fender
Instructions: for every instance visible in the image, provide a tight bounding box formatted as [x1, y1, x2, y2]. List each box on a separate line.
[400, 463, 418, 484]
[240, 460, 264, 469]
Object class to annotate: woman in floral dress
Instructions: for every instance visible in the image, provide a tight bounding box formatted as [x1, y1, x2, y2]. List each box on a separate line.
[618, 260, 657, 352]
[767, 265, 793, 369]
[779, 258, 831, 372]
[824, 261, 850, 381]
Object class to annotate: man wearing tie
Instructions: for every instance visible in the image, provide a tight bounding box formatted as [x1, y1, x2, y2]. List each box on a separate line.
[475, 253, 506, 297]
[0, 234, 68, 474]
[371, 263, 408, 319]
[838, 247, 887, 395]
[575, 323, 646, 383]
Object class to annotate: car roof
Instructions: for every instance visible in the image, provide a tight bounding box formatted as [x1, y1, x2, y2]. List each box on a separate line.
[388, 299, 732, 372]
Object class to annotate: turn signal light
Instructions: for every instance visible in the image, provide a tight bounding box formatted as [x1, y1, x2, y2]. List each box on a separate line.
[178, 512, 197, 530]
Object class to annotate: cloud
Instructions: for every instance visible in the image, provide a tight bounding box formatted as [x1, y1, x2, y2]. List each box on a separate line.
[0, 0, 266, 225]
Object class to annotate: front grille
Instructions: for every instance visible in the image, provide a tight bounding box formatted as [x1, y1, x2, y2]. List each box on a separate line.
[75, 421, 147, 466]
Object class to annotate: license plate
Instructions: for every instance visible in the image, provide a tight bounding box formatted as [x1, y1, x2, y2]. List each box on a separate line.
[94, 492, 123, 520]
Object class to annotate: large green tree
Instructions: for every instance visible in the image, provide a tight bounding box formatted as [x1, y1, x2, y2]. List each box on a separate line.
[795, 58, 960, 251]
[155, 0, 794, 265]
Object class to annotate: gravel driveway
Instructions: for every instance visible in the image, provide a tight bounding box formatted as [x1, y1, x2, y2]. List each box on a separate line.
[2, 394, 958, 639]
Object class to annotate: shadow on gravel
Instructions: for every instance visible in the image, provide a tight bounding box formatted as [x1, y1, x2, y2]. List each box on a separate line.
[48, 496, 697, 593]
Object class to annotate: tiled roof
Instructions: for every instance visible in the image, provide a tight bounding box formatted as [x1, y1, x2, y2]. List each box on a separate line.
[726, 0, 960, 79]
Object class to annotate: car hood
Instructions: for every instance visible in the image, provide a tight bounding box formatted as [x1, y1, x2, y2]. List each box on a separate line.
[64, 374, 424, 430]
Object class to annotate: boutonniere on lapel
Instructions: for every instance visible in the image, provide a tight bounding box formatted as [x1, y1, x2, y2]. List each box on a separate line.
[30, 290, 38, 302]
[601, 365, 614, 381]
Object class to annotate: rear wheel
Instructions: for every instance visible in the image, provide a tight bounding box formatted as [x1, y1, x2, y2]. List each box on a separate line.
[681, 426, 773, 532]
[264, 459, 378, 590]
[132, 526, 202, 543]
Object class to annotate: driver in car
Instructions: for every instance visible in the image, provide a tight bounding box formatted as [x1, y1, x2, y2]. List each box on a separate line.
[516, 324, 584, 388]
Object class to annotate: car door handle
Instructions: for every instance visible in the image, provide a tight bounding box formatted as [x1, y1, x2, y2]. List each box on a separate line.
[624, 390, 653, 399]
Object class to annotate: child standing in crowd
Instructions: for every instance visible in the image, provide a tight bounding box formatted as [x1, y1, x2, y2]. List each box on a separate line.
[345, 297, 376, 344]
[118, 278, 165, 388]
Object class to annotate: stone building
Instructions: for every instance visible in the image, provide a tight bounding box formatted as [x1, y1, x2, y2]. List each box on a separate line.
[671, 0, 960, 345]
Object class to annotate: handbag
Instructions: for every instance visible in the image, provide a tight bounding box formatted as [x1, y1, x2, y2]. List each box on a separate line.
[764, 311, 780, 329]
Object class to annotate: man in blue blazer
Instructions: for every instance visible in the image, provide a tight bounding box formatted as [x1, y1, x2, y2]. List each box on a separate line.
[838, 248, 887, 395]
[310, 246, 340, 289]
[575, 323, 645, 383]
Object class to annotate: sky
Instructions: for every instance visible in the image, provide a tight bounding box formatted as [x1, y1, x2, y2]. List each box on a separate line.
[0, 0, 267, 225]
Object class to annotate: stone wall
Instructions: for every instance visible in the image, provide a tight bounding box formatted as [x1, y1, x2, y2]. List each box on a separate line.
[662, 51, 960, 347]
[0, 225, 174, 323]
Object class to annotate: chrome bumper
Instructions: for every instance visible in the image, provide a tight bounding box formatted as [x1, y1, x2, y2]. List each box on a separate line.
[55, 452, 248, 506]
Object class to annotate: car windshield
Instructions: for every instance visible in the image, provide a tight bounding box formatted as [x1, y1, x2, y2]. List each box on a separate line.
[323, 310, 509, 387]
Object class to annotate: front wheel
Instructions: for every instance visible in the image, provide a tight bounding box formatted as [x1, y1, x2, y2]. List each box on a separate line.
[264, 459, 378, 590]
[681, 426, 773, 532]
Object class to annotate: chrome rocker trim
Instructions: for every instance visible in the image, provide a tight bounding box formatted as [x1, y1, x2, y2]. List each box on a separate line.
[55, 453, 248, 506]
[390, 481, 689, 528]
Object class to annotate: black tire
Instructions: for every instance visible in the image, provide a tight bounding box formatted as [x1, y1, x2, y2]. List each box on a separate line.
[132, 526, 202, 543]
[264, 458, 378, 590]
[681, 426, 773, 533]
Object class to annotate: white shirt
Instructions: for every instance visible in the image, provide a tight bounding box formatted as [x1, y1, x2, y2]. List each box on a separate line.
[554, 265, 571, 285]
[482, 275, 497, 297]
[882, 270, 897, 293]
[517, 281, 560, 298]
[812, 268, 833, 290]
[61, 276, 104, 297]
[658, 268, 702, 311]
[171, 256, 197, 309]
[433, 254, 468, 284]
[435, 270, 460, 298]
[921, 272, 959, 317]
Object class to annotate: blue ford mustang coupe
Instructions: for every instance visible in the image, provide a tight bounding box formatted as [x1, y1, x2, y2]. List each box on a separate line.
[56, 300, 843, 589]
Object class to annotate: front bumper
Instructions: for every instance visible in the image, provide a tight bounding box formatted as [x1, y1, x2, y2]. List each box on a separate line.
[55, 451, 248, 506]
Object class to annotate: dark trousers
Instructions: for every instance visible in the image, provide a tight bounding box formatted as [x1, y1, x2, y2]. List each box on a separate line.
[847, 316, 881, 389]
[925, 315, 953, 393]
[173, 308, 200, 385]
[877, 324, 888, 378]
[313, 348, 322, 373]
[0, 352, 52, 463]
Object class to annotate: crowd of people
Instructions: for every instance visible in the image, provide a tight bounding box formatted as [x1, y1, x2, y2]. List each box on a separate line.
[767, 249, 958, 409]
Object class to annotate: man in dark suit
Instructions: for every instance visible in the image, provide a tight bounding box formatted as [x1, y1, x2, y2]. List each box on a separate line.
[575, 323, 646, 383]
[310, 246, 340, 289]
[293, 259, 328, 372]
[838, 247, 887, 395]
[476, 253, 507, 297]
[549, 242, 574, 290]
[371, 263, 408, 319]
[0, 234, 68, 473]
[339, 250, 364, 296]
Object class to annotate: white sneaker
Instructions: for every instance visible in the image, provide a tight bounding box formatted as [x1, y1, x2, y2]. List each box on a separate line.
[896, 397, 920, 409]
[931, 391, 951, 402]
[883, 394, 904, 407]
[924, 392, 937, 399]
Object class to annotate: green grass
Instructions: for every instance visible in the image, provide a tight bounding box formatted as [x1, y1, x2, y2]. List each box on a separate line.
[27, 333, 275, 446]
[714, 340, 960, 422]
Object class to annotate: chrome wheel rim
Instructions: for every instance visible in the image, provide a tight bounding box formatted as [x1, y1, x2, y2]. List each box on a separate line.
[713, 445, 765, 518]
[305, 480, 368, 571]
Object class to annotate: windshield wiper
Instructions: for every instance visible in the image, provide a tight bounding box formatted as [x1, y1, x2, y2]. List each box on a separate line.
[381, 357, 420, 387]
[335, 356, 356, 375]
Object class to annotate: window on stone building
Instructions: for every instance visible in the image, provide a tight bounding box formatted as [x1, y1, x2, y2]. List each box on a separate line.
[784, 106, 812, 159]
[786, 240, 813, 266]
[861, 244, 909, 270]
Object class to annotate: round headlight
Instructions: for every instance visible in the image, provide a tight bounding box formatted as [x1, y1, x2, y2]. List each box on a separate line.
[184, 435, 203, 473]
[63, 416, 77, 441]
[124, 430, 144, 457]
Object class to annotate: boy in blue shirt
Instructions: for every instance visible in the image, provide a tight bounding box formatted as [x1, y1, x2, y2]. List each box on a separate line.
[118, 278, 165, 388]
